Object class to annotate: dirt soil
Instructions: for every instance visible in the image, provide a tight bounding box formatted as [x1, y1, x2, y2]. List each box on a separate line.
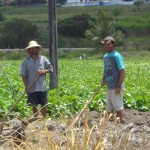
[1, 109, 150, 149]
[26, 109, 150, 149]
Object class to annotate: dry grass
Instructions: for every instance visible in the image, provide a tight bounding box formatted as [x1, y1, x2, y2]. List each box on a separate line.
[0, 112, 149, 150]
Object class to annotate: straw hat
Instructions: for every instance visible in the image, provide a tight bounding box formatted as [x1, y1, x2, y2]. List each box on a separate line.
[25, 40, 42, 53]
[100, 36, 116, 45]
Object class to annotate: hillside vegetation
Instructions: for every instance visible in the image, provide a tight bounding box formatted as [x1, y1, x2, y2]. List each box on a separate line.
[0, 4, 150, 49]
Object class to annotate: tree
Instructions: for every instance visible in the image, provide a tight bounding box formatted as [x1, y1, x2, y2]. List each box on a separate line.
[56, 0, 67, 5]
[0, 0, 3, 6]
[14, 0, 46, 5]
[0, 18, 40, 48]
[58, 14, 92, 38]
[85, 10, 124, 50]
[0, 9, 5, 21]
[30, 0, 46, 4]
[16, 0, 24, 5]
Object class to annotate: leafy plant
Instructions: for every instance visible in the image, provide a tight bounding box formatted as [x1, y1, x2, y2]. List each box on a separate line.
[85, 10, 125, 50]
[0, 54, 150, 118]
[0, 18, 40, 48]
[58, 14, 92, 38]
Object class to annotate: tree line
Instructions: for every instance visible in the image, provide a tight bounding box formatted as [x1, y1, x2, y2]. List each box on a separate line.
[0, 0, 67, 6]
[0, 6, 149, 50]
[0, 0, 46, 6]
[0, 9, 124, 49]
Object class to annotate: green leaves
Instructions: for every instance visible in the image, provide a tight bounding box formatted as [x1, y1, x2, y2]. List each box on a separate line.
[85, 10, 125, 49]
[0, 58, 150, 118]
[124, 60, 150, 112]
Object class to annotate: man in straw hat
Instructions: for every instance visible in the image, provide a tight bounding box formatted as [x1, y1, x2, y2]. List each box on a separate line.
[20, 40, 53, 118]
[100, 36, 125, 124]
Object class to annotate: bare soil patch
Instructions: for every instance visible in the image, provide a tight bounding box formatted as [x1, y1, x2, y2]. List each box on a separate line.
[1, 109, 150, 149]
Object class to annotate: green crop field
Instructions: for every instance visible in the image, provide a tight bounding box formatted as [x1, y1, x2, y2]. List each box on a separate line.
[0, 53, 150, 119]
[0, 4, 150, 119]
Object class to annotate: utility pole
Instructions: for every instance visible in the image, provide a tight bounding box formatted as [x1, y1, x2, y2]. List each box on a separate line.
[48, 0, 58, 89]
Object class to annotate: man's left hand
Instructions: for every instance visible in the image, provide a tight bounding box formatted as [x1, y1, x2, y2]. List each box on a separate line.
[115, 87, 121, 94]
[38, 70, 46, 76]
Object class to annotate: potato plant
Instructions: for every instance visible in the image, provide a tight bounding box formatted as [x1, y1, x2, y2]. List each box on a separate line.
[0, 57, 150, 119]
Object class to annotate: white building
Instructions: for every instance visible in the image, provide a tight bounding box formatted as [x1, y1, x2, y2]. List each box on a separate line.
[65, 0, 135, 6]
[66, 0, 100, 6]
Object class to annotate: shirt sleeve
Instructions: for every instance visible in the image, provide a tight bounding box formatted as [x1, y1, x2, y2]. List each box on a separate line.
[19, 60, 27, 76]
[115, 54, 125, 70]
[44, 57, 53, 72]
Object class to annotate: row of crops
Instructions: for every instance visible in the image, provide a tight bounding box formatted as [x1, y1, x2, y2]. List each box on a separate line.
[0, 57, 150, 119]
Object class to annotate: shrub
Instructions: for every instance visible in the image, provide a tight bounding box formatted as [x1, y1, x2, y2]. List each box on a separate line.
[0, 18, 40, 48]
[58, 35, 92, 48]
[58, 14, 92, 38]
[0, 10, 5, 21]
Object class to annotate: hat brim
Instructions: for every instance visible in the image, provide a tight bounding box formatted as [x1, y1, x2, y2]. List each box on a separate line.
[100, 40, 115, 45]
[25, 45, 42, 53]
[100, 40, 105, 45]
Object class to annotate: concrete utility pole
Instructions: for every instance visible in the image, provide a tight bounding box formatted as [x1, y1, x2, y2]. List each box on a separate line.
[48, 0, 58, 89]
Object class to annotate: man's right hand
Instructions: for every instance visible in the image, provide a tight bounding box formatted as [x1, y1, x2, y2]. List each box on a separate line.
[25, 86, 30, 92]
[101, 80, 106, 86]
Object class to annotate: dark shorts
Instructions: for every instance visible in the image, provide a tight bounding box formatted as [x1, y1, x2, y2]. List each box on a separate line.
[27, 91, 48, 107]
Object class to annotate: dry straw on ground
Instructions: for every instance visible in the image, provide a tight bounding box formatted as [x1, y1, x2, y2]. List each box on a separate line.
[0, 109, 150, 150]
